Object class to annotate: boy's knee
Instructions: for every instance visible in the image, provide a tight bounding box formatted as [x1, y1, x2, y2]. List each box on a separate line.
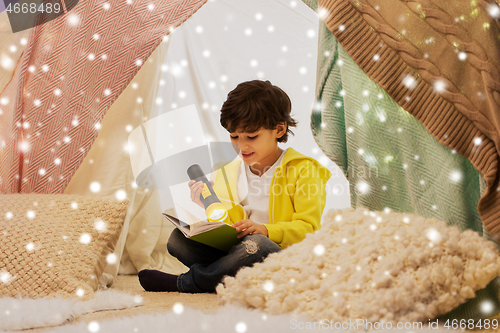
[241, 237, 260, 255]
[241, 234, 280, 256]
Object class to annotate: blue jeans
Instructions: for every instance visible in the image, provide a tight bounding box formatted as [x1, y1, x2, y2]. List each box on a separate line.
[167, 228, 281, 293]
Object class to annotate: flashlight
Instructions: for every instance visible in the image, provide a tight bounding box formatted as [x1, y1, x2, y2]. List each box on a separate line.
[187, 164, 228, 223]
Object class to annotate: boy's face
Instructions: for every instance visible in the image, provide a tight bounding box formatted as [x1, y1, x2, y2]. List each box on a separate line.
[230, 123, 286, 174]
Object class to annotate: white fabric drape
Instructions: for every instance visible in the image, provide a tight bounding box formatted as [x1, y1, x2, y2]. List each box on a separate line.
[63, 40, 188, 276]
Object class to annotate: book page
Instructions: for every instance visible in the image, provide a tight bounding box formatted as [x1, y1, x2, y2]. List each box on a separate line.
[175, 202, 232, 235]
[163, 214, 192, 238]
[190, 221, 228, 235]
[175, 202, 207, 225]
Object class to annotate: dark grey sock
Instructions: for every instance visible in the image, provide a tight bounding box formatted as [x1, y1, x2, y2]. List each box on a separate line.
[138, 269, 179, 292]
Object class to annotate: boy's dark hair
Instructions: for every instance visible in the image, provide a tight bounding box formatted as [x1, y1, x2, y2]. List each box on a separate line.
[220, 80, 298, 143]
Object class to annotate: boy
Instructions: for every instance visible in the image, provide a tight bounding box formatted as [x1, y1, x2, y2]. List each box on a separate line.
[139, 80, 331, 293]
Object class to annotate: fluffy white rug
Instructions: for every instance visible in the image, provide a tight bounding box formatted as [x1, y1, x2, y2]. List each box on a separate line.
[217, 207, 500, 323]
[42, 304, 452, 333]
[0, 290, 142, 331]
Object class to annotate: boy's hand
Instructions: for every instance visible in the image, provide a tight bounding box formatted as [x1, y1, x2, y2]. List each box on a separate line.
[233, 219, 268, 238]
[188, 180, 214, 209]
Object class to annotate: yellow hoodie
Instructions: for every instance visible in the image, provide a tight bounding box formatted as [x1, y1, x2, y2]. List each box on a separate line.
[211, 148, 332, 249]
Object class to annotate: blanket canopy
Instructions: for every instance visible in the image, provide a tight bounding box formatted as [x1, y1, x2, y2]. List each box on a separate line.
[310, 0, 500, 239]
[0, 0, 207, 194]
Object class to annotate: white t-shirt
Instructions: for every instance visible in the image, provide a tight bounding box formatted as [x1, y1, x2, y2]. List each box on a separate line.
[236, 148, 287, 225]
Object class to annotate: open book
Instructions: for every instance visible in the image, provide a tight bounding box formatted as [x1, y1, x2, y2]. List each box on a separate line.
[163, 204, 240, 252]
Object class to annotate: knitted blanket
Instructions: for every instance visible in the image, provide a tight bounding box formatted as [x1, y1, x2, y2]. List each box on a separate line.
[305, 0, 493, 242]
[311, 0, 500, 239]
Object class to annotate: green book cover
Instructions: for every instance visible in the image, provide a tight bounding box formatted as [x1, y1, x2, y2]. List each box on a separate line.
[163, 213, 240, 252]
